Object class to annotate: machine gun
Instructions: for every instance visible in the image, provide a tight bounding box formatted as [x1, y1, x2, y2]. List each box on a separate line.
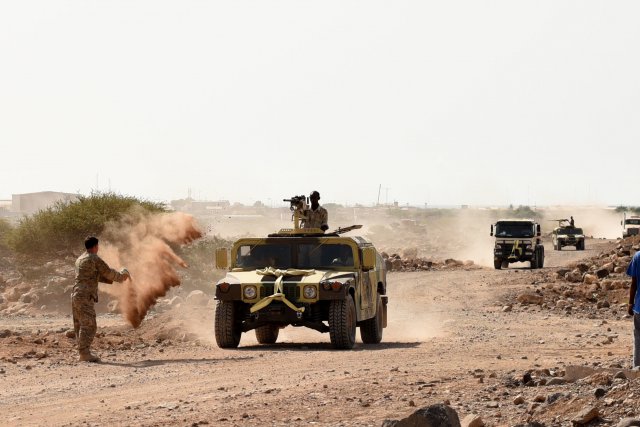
[283, 195, 309, 230]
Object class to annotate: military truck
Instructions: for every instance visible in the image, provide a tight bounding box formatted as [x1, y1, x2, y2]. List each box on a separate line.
[622, 214, 640, 238]
[213, 197, 388, 350]
[490, 219, 544, 269]
[552, 226, 585, 251]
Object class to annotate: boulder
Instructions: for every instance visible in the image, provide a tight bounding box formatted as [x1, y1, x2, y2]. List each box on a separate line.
[517, 293, 543, 305]
[617, 419, 640, 427]
[461, 414, 484, 427]
[575, 262, 591, 273]
[571, 406, 599, 425]
[385, 404, 461, 427]
[583, 274, 597, 285]
[566, 270, 583, 283]
[595, 268, 610, 279]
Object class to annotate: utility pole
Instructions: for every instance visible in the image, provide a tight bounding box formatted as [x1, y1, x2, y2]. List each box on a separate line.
[377, 184, 381, 206]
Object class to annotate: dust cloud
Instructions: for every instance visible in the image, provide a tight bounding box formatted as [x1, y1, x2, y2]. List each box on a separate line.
[100, 210, 203, 328]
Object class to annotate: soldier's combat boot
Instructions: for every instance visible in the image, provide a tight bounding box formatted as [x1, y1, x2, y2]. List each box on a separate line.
[79, 351, 101, 363]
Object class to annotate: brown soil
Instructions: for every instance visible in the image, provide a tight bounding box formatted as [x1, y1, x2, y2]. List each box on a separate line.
[1, 238, 639, 426]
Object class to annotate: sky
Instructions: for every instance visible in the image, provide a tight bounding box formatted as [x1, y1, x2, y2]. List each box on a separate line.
[1, 1, 639, 207]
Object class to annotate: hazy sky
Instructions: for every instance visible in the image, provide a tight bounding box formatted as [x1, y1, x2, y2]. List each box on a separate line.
[1, 1, 638, 207]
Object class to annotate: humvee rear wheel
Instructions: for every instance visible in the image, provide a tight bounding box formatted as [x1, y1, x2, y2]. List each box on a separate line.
[215, 301, 241, 348]
[360, 294, 383, 344]
[329, 294, 356, 349]
[255, 325, 279, 344]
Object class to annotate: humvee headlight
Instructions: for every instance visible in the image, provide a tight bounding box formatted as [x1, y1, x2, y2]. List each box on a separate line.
[243, 285, 257, 299]
[303, 285, 317, 299]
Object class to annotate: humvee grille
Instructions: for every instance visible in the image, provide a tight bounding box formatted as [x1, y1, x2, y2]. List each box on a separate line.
[261, 283, 299, 302]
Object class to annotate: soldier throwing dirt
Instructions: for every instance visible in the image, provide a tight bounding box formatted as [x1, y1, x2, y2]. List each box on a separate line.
[72, 236, 130, 362]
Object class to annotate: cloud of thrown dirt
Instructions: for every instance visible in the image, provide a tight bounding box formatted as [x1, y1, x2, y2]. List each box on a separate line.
[99, 209, 202, 328]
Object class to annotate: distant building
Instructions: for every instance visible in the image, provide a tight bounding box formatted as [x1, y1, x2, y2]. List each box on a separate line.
[11, 191, 78, 214]
[170, 198, 231, 213]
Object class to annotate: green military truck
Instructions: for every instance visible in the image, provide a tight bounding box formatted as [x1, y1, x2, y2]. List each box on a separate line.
[213, 227, 388, 349]
[490, 219, 545, 270]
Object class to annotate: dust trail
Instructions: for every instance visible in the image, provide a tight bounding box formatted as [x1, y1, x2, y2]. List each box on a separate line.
[100, 210, 203, 328]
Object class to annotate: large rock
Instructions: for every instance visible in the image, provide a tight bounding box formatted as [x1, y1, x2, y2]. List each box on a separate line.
[571, 406, 599, 425]
[617, 418, 640, 427]
[575, 262, 591, 273]
[595, 268, 610, 279]
[461, 414, 484, 427]
[566, 270, 583, 283]
[517, 293, 543, 305]
[384, 404, 461, 427]
[583, 274, 597, 285]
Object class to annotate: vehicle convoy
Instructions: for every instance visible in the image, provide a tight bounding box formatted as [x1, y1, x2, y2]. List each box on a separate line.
[213, 196, 388, 350]
[622, 213, 640, 238]
[552, 226, 585, 250]
[490, 219, 544, 270]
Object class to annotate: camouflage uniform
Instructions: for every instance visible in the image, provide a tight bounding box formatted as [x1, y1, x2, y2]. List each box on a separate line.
[302, 206, 328, 230]
[72, 252, 126, 355]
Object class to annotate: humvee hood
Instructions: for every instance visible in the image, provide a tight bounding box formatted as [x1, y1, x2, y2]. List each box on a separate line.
[219, 270, 355, 285]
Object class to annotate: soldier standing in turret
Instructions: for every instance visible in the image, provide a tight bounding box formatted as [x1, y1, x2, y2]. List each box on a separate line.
[301, 191, 329, 232]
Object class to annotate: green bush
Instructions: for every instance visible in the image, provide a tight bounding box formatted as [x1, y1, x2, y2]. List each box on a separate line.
[0, 218, 13, 248]
[8, 192, 166, 256]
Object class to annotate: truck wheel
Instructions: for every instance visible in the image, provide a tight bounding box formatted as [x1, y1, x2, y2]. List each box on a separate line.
[494, 259, 502, 270]
[329, 294, 357, 349]
[215, 301, 241, 348]
[538, 247, 545, 268]
[255, 325, 279, 344]
[360, 294, 383, 344]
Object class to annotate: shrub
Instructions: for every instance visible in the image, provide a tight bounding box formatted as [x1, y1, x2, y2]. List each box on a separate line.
[8, 192, 166, 256]
[0, 218, 12, 249]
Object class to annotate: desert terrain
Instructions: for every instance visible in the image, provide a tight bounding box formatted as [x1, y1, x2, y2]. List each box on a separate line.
[1, 224, 639, 426]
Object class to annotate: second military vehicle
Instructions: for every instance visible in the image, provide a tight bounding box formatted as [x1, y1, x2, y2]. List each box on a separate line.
[490, 219, 544, 270]
[213, 196, 388, 350]
[552, 226, 585, 251]
[622, 214, 640, 238]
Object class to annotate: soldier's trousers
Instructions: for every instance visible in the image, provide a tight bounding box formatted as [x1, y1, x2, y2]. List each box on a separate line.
[71, 295, 97, 354]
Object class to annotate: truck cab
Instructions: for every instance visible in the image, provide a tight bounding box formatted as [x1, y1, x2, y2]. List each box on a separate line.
[490, 219, 544, 270]
[622, 214, 640, 238]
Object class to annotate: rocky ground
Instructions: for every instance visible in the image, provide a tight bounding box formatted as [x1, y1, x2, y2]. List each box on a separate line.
[0, 238, 639, 426]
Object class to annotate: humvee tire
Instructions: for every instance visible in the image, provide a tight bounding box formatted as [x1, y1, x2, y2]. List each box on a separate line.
[360, 294, 384, 344]
[494, 259, 502, 270]
[215, 301, 241, 348]
[329, 294, 357, 349]
[577, 241, 585, 251]
[255, 325, 279, 344]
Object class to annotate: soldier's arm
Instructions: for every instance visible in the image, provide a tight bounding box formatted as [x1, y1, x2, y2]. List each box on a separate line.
[320, 208, 329, 231]
[630, 277, 637, 316]
[95, 256, 127, 283]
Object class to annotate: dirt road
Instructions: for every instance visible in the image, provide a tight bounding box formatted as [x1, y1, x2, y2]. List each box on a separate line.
[1, 239, 637, 426]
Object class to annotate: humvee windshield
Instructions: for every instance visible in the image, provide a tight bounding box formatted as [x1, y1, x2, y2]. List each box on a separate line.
[625, 219, 640, 225]
[495, 222, 535, 238]
[558, 227, 583, 235]
[236, 243, 355, 269]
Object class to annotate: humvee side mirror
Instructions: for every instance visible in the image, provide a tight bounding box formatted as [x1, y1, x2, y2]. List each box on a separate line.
[362, 247, 376, 270]
[536, 224, 541, 236]
[490, 225, 494, 236]
[215, 248, 229, 269]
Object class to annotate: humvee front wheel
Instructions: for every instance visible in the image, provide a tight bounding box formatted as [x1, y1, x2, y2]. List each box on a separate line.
[215, 301, 241, 348]
[255, 325, 279, 344]
[360, 294, 384, 344]
[329, 294, 357, 349]
[494, 259, 502, 270]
